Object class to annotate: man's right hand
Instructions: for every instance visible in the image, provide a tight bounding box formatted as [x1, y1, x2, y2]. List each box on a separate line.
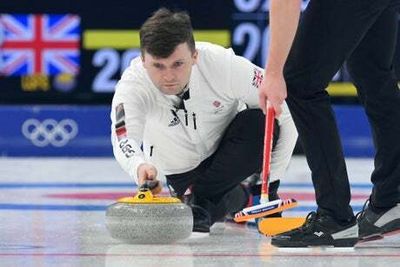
[137, 163, 162, 195]
[258, 72, 287, 117]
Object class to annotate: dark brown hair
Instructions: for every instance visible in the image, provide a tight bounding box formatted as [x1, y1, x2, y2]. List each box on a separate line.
[139, 8, 196, 58]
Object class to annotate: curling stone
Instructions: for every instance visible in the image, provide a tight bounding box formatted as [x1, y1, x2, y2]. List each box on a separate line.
[106, 182, 193, 244]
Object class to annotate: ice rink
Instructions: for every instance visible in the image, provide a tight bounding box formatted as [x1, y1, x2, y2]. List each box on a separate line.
[0, 156, 399, 266]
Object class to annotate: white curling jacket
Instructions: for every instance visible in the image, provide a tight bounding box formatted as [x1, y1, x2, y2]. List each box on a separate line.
[110, 42, 298, 184]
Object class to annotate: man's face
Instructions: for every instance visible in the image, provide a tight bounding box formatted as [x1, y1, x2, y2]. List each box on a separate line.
[142, 43, 198, 95]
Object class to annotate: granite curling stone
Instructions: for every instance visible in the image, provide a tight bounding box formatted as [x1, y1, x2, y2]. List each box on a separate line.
[106, 184, 193, 244]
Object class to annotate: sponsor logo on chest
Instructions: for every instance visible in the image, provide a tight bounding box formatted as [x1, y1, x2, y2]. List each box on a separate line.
[212, 100, 225, 114]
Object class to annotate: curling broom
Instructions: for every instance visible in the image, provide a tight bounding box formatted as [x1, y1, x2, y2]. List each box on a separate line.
[234, 102, 298, 223]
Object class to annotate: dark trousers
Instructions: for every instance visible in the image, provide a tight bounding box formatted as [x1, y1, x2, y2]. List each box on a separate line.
[166, 109, 279, 223]
[284, 0, 400, 221]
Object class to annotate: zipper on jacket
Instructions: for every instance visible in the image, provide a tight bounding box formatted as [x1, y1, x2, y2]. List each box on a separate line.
[150, 145, 154, 157]
[192, 112, 197, 130]
[184, 109, 188, 126]
[171, 109, 178, 118]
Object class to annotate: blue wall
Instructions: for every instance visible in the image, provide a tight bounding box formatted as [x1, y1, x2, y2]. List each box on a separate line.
[0, 105, 374, 157]
[335, 106, 373, 157]
[0, 105, 112, 156]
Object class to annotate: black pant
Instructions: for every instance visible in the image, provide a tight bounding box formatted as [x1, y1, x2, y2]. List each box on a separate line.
[166, 109, 279, 223]
[284, 0, 400, 221]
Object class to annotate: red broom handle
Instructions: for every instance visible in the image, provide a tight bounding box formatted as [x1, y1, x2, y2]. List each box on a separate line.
[260, 102, 275, 203]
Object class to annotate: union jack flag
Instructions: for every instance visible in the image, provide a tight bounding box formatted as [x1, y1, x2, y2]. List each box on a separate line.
[0, 14, 80, 76]
[252, 68, 264, 89]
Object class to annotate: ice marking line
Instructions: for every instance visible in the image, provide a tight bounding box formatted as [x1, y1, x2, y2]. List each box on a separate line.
[43, 192, 369, 201]
[0, 203, 365, 212]
[44, 192, 174, 199]
[0, 183, 134, 189]
[0, 204, 106, 211]
[0, 245, 45, 250]
[281, 183, 372, 189]
[0, 253, 399, 257]
[0, 182, 372, 189]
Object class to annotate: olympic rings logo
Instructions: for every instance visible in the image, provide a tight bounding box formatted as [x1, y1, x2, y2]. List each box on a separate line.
[21, 119, 78, 147]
